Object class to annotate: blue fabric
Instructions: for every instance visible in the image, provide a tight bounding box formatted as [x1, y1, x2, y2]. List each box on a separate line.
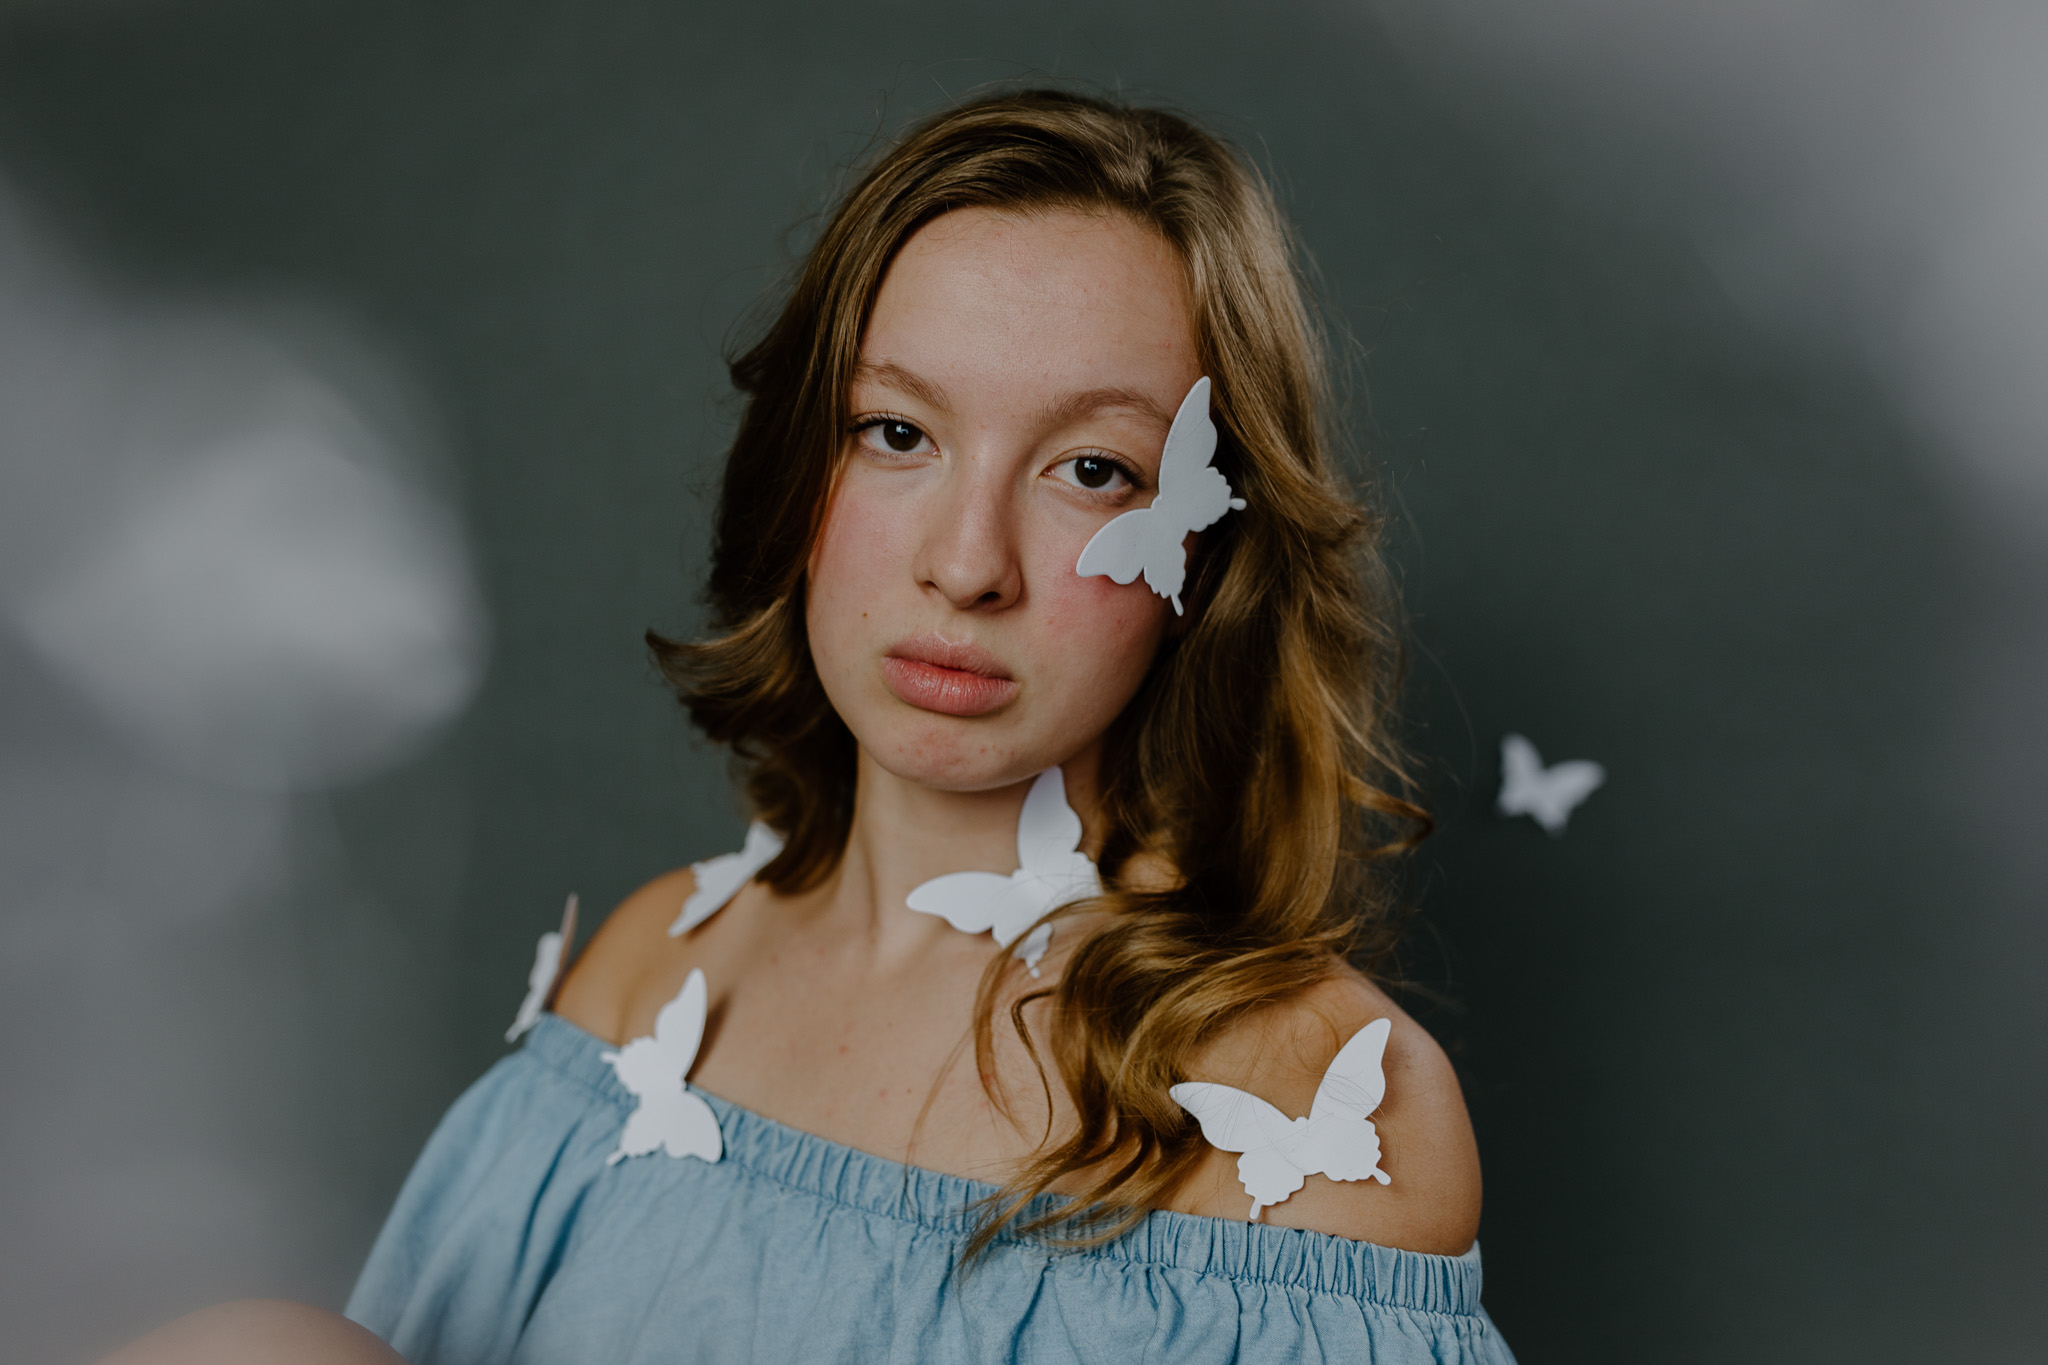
[347, 1014, 1516, 1364]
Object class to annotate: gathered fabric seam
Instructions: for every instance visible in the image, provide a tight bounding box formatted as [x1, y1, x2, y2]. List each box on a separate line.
[514, 1030, 1483, 1320]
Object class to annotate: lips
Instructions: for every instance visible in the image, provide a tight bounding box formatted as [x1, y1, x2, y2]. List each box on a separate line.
[881, 635, 1019, 717]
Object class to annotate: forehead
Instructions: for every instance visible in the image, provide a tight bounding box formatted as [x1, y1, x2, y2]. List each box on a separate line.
[858, 206, 1199, 418]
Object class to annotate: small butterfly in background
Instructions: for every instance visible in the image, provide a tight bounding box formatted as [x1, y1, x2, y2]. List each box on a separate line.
[1496, 732, 1607, 836]
[1170, 1017, 1394, 1222]
[602, 967, 723, 1167]
[669, 821, 784, 937]
[905, 766, 1101, 977]
[1075, 376, 1247, 615]
[506, 893, 579, 1044]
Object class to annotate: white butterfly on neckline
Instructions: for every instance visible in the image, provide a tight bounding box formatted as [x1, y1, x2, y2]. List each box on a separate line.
[601, 967, 723, 1166]
[1496, 732, 1605, 836]
[506, 893, 579, 1043]
[670, 821, 784, 936]
[1170, 1017, 1394, 1222]
[904, 766, 1101, 977]
[1075, 375, 1246, 615]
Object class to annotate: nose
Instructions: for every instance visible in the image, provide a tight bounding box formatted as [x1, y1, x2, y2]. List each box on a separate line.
[913, 457, 1023, 612]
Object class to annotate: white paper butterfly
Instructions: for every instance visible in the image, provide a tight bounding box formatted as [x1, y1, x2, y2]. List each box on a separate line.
[1075, 376, 1246, 615]
[1170, 1017, 1394, 1221]
[905, 766, 1101, 977]
[669, 821, 784, 936]
[601, 967, 723, 1166]
[506, 893, 579, 1043]
[1497, 732, 1606, 836]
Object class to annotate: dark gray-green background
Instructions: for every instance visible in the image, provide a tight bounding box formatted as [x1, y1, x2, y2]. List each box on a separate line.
[2, 2, 2043, 1361]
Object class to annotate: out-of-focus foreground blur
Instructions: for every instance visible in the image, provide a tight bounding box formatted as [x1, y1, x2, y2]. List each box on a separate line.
[1, 3, 2041, 1362]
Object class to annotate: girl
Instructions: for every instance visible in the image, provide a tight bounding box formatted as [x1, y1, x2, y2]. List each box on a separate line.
[110, 89, 1511, 1364]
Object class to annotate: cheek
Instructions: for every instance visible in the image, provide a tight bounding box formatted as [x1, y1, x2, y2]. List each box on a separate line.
[806, 479, 910, 665]
[1030, 548, 1171, 695]
[815, 468, 940, 595]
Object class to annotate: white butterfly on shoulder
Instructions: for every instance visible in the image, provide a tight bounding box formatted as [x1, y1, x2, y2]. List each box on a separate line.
[670, 821, 784, 936]
[905, 766, 1100, 976]
[506, 893, 579, 1044]
[1075, 375, 1246, 615]
[601, 967, 722, 1166]
[1170, 1017, 1393, 1221]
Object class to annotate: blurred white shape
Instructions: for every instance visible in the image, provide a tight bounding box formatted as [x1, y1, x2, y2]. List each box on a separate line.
[0, 178, 484, 791]
[15, 420, 483, 790]
[508, 895, 578, 1043]
[1372, 0, 2048, 529]
[0, 161, 481, 1363]
[1497, 733, 1606, 836]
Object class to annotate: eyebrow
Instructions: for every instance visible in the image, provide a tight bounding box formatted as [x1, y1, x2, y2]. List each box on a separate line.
[850, 361, 1174, 435]
[1037, 386, 1175, 434]
[851, 361, 951, 413]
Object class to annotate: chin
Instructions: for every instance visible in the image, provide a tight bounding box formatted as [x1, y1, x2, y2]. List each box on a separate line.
[863, 715, 1037, 793]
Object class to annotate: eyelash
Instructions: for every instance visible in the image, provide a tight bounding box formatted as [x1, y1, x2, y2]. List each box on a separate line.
[847, 415, 1144, 492]
[848, 413, 932, 456]
[1050, 451, 1143, 493]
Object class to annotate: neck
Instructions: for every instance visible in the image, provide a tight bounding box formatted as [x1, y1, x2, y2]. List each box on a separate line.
[819, 745, 1103, 957]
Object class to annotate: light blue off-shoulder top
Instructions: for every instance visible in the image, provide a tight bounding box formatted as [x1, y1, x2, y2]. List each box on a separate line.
[347, 1013, 1516, 1364]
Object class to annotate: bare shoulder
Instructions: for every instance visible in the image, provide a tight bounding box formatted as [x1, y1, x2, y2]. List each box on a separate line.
[95, 1300, 403, 1365]
[552, 867, 699, 1046]
[1164, 966, 1482, 1254]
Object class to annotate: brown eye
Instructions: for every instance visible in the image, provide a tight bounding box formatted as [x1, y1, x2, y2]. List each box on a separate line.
[880, 420, 924, 453]
[1049, 453, 1135, 494]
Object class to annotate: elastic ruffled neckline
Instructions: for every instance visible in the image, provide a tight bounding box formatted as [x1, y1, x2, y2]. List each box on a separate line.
[521, 1012, 1485, 1316]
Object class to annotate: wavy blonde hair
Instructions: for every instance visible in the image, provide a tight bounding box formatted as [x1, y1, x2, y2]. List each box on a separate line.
[649, 89, 1425, 1251]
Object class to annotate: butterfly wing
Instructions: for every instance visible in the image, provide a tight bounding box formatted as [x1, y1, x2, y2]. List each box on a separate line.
[1308, 1017, 1392, 1124]
[1170, 1081, 1296, 1151]
[1235, 1145, 1309, 1218]
[906, 870, 1016, 936]
[505, 928, 563, 1043]
[1530, 760, 1606, 833]
[671, 822, 784, 936]
[1015, 767, 1085, 871]
[651, 968, 708, 1078]
[1136, 535, 1190, 614]
[659, 1092, 724, 1163]
[1157, 465, 1244, 533]
[1293, 1018, 1395, 1187]
[606, 1088, 669, 1164]
[1156, 377, 1218, 490]
[1011, 920, 1053, 977]
[1014, 764, 1100, 921]
[1076, 506, 1158, 587]
[1496, 733, 1541, 815]
[1171, 1080, 1308, 1217]
[1292, 1114, 1390, 1187]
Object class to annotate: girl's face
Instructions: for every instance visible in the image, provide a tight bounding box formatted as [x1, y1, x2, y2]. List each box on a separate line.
[806, 206, 1201, 792]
